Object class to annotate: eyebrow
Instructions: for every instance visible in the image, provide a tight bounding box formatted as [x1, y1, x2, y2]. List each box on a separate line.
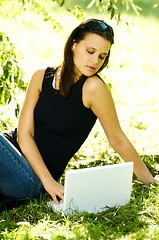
[87, 46, 108, 56]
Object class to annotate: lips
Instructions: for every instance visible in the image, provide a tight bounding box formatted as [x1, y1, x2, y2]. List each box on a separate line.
[86, 65, 96, 71]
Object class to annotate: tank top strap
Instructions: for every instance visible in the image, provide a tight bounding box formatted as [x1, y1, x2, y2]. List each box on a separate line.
[42, 67, 57, 91]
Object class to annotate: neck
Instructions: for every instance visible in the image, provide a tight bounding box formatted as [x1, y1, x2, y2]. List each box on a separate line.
[74, 67, 82, 83]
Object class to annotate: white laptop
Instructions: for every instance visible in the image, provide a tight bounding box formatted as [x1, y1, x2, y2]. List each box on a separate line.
[47, 162, 134, 214]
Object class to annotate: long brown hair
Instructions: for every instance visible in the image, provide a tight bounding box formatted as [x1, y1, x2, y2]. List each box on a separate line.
[59, 19, 114, 98]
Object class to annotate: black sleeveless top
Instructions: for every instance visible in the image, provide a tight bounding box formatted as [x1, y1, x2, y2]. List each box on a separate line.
[4, 67, 97, 180]
[33, 67, 97, 180]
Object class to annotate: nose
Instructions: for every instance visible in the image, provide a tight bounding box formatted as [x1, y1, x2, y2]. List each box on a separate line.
[91, 54, 99, 65]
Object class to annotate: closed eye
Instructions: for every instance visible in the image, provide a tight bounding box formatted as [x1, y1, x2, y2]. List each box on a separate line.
[87, 50, 106, 60]
[87, 50, 94, 54]
[99, 56, 105, 60]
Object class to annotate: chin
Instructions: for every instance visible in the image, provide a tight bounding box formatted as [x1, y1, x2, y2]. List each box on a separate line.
[82, 73, 93, 78]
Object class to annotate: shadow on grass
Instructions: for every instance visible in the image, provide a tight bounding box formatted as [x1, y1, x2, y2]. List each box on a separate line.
[0, 155, 158, 239]
[0, 189, 156, 240]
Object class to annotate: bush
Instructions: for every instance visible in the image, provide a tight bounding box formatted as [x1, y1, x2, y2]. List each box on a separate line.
[0, 31, 27, 127]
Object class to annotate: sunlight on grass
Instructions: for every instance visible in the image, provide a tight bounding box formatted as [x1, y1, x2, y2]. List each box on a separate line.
[1, 183, 159, 239]
[0, 1, 159, 239]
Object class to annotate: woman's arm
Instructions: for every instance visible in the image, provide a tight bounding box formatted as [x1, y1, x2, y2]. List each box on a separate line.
[17, 69, 64, 203]
[83, 76, 159, 184]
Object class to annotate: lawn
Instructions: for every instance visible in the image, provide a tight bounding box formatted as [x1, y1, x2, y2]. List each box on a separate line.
[0, 0, 159, 239]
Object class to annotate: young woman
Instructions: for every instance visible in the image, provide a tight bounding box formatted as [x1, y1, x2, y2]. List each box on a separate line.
[0, 19, 158, 211]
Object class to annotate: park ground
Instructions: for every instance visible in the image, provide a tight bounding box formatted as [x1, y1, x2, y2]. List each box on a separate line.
[0, 0, 159, 239]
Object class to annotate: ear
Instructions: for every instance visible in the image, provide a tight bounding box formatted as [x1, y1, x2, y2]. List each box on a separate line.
[72, 41, 76, 51]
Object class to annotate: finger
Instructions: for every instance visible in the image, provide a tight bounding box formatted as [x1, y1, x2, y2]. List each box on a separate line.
[60, 188, 64, 195]
[52, 195, 59, 204]
[58, 192, 64, 201]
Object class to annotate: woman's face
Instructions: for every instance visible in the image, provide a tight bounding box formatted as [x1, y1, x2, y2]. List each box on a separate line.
[72, 33, 111, 80]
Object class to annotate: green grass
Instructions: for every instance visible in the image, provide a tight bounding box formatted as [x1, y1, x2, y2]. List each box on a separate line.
[0, 175, 159, 239]
[0, 0, 159, 239]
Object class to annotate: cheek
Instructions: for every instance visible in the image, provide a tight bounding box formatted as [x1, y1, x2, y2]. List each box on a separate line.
[98, 60, 105, 71]
[73, 50, 85, 67]
[73, 48, 80, 62]
[73, 53, 80, 67]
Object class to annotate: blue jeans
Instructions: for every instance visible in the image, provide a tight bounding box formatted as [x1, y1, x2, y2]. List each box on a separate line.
[0, 133, 43, 201]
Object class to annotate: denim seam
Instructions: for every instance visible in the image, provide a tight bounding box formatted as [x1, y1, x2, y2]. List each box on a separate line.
[0, 141, 41, 189]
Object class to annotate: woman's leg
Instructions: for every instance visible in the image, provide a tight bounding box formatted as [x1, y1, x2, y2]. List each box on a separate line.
[0, 133, 43, 200]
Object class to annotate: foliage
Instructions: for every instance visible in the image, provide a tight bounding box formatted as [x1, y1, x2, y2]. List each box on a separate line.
[0, 1, 159, 239]
[52, 0, 141, 23]
[0, 0, 140, 23]
[13, 0, 158, 27]
[0, 32, 27, 125]
[153, 0, 159, 8]
[23, 0, 63, 31]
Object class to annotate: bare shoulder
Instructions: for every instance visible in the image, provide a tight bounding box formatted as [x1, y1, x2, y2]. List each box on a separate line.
[83, 75, 112, 108]
[84, 75, 110, 94]
[29, 69, 45, 92]
[31, 69, 45, 80]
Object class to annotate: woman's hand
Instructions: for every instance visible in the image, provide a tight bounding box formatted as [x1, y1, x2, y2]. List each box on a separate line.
[42, 176, 64, 204]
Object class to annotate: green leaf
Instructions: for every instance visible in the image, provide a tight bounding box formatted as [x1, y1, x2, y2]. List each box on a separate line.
[15, 103, 20, 118]
[57, 0, 65, 7]
[110, 8, 115, 19]
[87, 0, 96, 9]
[153, 3, 159, 8]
